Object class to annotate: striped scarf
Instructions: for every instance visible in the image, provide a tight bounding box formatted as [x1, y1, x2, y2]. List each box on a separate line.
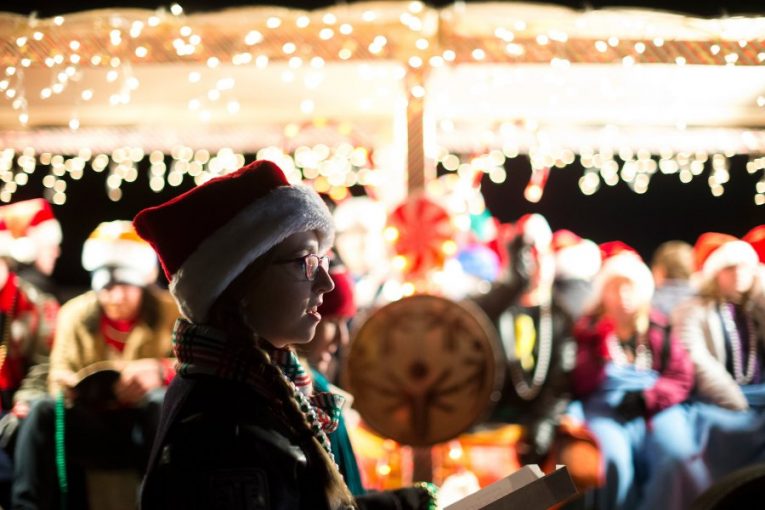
[172, 318, 344, 457]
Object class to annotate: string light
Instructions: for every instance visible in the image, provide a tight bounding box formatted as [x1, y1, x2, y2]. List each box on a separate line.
[0, 4, 762, 206]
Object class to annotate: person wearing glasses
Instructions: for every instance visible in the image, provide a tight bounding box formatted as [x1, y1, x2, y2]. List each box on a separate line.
[136, 160, 437, 510]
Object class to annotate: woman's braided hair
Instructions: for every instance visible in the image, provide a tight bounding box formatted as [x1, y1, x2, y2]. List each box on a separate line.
[207, 246, 355, 509]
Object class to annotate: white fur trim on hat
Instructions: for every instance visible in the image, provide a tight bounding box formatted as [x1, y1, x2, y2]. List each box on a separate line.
[520, 214, 553, 248]
[82, 237, 159, 290]
[585, 252, 654, 313]
[555, 238, 602, 280]
[701, 240, 758, 283]
[0, 218, 62, 265]
[169, 184, 334, 323]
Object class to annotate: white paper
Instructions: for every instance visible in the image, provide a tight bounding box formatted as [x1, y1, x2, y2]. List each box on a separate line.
[443, 465, 545, 510]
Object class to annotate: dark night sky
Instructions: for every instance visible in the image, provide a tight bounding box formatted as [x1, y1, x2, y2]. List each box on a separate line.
[2, 0, 764, 293]
[4, 0, 765, 18]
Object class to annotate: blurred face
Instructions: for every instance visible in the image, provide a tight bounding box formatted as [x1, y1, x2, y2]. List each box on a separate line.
[601, 276, 640, 321]
[35, 243, 60, 276]
[97, 284, 143, 321]
[716, 263, 755, 301]
[242, 231, 335, 349]
[307, 316, 350, 376]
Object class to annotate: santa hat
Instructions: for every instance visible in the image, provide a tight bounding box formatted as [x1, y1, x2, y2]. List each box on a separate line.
[0, 198, 62, 264]
[586, 241, 654, 311]
[82, 220, 158, 291]
[133, 160, 334, 323]
[743, 225, 765, 264]
[551, 229, 602, 280]
[693, 232, 758, 284]
[318, 268, 356, 319]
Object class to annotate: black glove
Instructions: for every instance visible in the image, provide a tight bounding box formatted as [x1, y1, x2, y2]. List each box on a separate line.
[390, 485, 436, 510]
[507, 234, 534, 291]
[616, 391, 646, 421]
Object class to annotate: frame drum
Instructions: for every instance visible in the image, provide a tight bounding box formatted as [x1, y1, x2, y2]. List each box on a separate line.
[344, 295, 505, 447]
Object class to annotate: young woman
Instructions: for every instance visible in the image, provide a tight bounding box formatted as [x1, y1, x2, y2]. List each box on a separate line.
[571, 242, 696, 510]
[671, 233, 765, 490]
[135, 160, 436, 509]
[674, 232, 765, 410]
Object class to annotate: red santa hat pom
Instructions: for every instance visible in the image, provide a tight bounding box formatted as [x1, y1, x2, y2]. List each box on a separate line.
[694, 232, 758, 284]
[551, 229, 602, 280]
[318, 268, 356, 319]
[586, 241, 654, 311]
[133, 160, 334, 323]
[743, 225, 765, 264]
[0, 198, 62, 264]
[82, 220, 158, 290]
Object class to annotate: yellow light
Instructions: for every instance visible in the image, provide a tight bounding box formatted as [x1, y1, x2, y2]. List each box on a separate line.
[392, 255, 408, 270]
[383, 226, 400, 242]
[441, 240, 458, 256]
[376, 464, 391, 476]
[313, 176, 330, 193]
[448, 445, 463, 461]
[401, 282, 416, 296]
[328, 186, 348, 201]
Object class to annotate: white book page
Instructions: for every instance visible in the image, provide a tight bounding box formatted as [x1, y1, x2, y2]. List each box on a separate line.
[443, 465, 545, 510]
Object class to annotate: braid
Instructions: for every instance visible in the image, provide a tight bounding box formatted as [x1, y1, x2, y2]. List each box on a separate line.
[250, 342, 355, 509]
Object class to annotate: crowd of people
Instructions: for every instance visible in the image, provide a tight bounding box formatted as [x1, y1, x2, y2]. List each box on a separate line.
[0, 158, 760, 509]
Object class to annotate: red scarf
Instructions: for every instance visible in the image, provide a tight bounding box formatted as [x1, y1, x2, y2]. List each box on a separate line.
[0, 273, 36, 400]
[100, 315, 137, 353]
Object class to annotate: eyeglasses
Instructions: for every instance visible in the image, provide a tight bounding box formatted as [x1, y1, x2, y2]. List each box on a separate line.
[274, 254, 330, 281]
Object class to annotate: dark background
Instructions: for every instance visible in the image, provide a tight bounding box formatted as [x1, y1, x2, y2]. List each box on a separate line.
[2, 0, 764, 293]
[4, 0, 765, 18]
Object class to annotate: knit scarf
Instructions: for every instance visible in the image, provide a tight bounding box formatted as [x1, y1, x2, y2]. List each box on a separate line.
[172, 318, 343, 458]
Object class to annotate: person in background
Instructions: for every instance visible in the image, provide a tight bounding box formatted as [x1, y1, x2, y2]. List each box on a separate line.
[0, 199, 62, 418]
[572, 241, 696, 510]
[0, 199, 62, 508]
[674, 233, 765, 411]
[472, 214, 576, 467]
[670, 232, 765, 507]
[0, 198, 63, 302]
[550, 229, 602, 321]
[136, 160, 437, 509]
[12, 220, 178, 510]
[650, 240, 696, 319]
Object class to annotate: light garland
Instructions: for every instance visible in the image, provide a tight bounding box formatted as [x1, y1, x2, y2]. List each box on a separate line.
[0, 141, 379, 203]
[435, 148, 765, 204]
[2, 3, 765, 205]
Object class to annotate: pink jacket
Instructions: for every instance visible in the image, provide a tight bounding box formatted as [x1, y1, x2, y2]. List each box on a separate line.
[572, 310, 695, 417]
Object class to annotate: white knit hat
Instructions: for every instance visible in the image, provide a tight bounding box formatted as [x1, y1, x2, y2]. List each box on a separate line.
[586, 241, 654, 312]
[82, 220, 158, 290]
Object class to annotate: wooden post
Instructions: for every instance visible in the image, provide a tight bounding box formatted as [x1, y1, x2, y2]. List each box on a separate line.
[405, 66, 435, 483]
[405, 66, 434, 195]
